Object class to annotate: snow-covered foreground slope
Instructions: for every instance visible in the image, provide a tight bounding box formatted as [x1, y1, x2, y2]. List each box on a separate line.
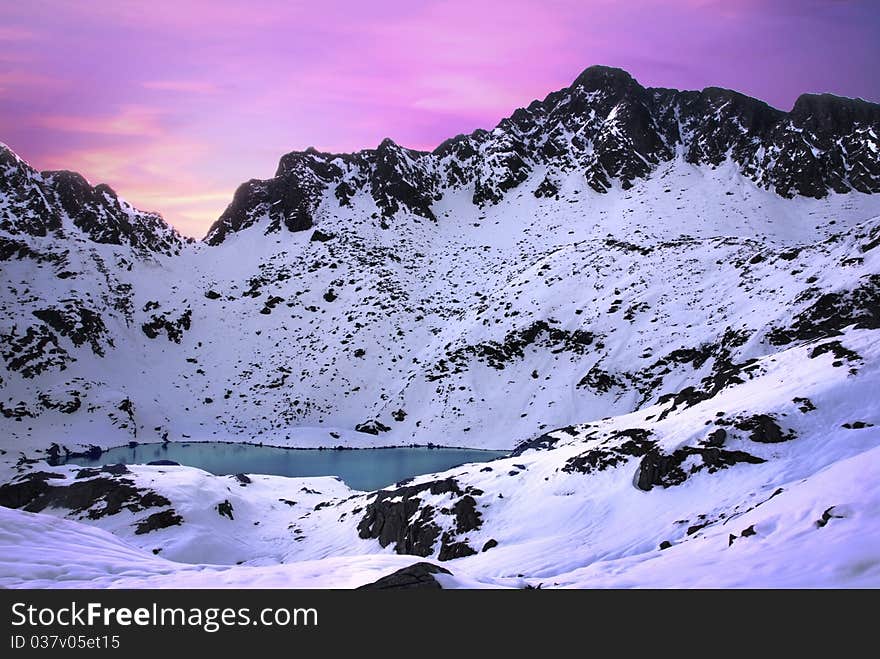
[2, 324, 878, 587]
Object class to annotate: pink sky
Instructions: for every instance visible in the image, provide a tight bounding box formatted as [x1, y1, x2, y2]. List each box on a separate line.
[1, 0, 878, 237]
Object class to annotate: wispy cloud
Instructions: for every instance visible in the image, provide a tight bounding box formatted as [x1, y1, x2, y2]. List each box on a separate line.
[0, 71, 65, 96]
[142, 80, 221, 94]
[0, 26, 35, 41]
[37, 136, 232, 237]
[410, 75, 530, 113]
[35, 106, 167, 137]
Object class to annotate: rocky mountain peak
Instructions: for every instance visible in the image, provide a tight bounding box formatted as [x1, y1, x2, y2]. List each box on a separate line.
[198, 66, 880, 243]
[571, 64, 640, 94]
[0, 143, 22, 168]
[0, 151, 187, 255]
[790, 93, 880, 133]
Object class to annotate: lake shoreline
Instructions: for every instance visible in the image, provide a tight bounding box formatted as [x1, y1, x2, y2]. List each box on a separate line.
[53, 441, 510, 492]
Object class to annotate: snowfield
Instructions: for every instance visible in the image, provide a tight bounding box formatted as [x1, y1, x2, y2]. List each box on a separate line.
[2, 324, 878, 588]
[2, 159, 879, 455]
[1, 66, 879, 587]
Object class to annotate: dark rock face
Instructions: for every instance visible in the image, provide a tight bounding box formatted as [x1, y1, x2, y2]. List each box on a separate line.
[356, 562, 452, 590]
[781, 94, 880, 196]
[33, 304, 111, 356]
[816, 506, 844, 528]
[357, 478, 483, 560]
[577, 366, 624, 393]
[809, 341, 862, 363]
[75, 464, 130, 479]
[636, 445, 765, 491]
[101, 463, 130, 476]
[0, 471, 170, 519]
[217, 499, 234, 520]
[355, 420, 391, 435]
[451, 495, 481, 533]
[66, 445, 103, 462]
[369, 139, 438, 221]
[563, 428, 654, 474]
[0, 147, 62, 237]
[703, 429, 727, 448]
[510, 426, 577, 456]
[141, 307, 192, 343]
[0, 145, 185, 254]
[203, 66, 880, 244]
[767, 274, 880, 345]
[134, 509, 183, 534]
[0, 236, 62, 263]
[842, 421, 874, 429]
[0, 323, 70, 379]
[309, 229, 334, 242]
[733, 414, 796, 443]
[650, 330, 757, 419]
[429, 321, 597, 381]
[38, 390, 82, 415]
[437, 539, 477, 561]
[205, 150, 347, 244]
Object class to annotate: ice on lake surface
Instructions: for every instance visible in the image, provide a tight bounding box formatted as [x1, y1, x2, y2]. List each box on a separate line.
[61, 442, 508, 491]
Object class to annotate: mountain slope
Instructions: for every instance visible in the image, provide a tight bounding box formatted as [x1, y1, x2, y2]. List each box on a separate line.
[205, 66, 880, 245]
[1, 66, 879, 457]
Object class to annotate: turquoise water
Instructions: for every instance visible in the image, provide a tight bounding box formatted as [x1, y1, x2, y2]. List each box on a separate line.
[61, 442, 507, 491]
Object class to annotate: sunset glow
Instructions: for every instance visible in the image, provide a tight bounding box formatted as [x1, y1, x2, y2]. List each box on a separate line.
[2, 0, 878, 237]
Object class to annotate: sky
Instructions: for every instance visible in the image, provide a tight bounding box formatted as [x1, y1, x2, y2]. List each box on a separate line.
[1, 0, 878, 238]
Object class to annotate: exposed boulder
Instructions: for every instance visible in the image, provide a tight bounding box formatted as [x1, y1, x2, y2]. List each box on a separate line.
[733, 414, 796, 443]
[355, 420, 391, 435]
[356, 562, 451, 590]
[134, 509, 183, 535]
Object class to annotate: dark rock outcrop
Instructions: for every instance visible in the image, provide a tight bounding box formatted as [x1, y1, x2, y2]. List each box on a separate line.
[0, 471, 170, 519]
[733, 414, 796, 443]
[217, 499, 234, 520]
[767, 275, 880, 345]
[563, 428, 654, 474]
[511, 426, 580, 456]
[356, 562, 452, 590]
[355, 420, 391, 435]
[636, 445, 766, 491]
[357, 478, 483, 559]
[0, 145, 185, 254]
[134, 509, 183, 534]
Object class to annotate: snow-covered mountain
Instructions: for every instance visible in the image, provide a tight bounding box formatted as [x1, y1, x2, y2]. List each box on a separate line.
[1, 66, 879, 587]
[206, 66, 880, 246]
